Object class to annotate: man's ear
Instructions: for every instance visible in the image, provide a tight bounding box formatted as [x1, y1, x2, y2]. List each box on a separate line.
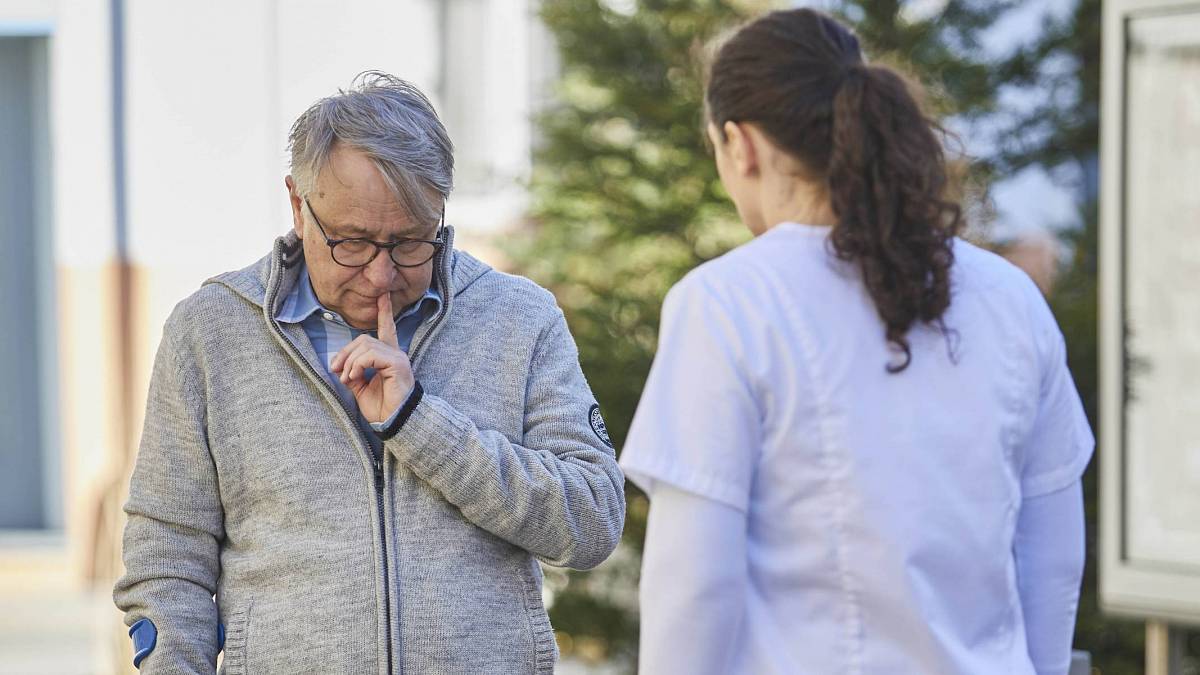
[722, 120, 759, 178]
[285, 176, 305, 239]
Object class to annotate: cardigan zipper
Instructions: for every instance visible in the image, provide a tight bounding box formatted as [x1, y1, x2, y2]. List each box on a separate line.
[264, 227, 457, 674]
[265, 252, 395, 675]
[408, 227, 455, 365]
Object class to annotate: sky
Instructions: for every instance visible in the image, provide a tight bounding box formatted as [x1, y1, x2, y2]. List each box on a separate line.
[973, 0, 1082, 238]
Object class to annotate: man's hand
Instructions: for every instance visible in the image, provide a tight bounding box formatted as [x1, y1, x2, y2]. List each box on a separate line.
[330, 293, 415, 423]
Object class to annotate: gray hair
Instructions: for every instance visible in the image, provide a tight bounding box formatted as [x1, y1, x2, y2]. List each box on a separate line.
[288, 71, 454, 226]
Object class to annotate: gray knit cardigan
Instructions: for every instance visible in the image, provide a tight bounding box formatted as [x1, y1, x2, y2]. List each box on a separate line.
[114, 228, 626, 674]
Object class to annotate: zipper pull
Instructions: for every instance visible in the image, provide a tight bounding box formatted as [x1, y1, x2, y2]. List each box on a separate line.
[373, 456, 382, 476]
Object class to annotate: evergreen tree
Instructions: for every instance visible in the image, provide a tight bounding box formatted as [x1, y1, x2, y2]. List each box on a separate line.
[515, 1, 753, 664]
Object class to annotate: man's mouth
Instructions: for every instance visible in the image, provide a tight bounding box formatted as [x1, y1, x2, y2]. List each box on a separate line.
[354, 290, 398, 302]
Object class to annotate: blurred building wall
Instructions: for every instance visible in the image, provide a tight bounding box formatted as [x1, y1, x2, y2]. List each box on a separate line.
[0, 1, 550, 671]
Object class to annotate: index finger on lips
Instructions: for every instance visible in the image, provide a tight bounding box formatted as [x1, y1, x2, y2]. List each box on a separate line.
[377, 292, 399, 349]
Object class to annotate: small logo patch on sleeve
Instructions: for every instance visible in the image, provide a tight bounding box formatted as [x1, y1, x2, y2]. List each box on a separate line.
[589, 404, 613, 449]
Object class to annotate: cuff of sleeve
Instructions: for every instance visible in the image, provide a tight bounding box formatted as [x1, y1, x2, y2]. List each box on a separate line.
[382, 392, 473, 482]
[620, 454, 750, 513]
[369, 406, 402, 433]
[374, 381, 424, 440]
[1022, 436, 1095, 499]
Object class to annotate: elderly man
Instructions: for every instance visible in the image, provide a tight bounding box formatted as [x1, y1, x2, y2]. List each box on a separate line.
[114, 72, 625, 674]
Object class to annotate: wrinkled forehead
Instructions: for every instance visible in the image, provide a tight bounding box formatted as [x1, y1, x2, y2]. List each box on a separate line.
[310, 149, 442, 239]
[307, 140, 444, 227]
[308, 194, 441, 241]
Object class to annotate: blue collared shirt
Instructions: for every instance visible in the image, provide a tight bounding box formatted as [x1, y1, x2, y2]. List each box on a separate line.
[277, 264, 441, 430]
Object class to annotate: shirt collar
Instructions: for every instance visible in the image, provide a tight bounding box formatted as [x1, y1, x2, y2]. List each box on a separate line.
[276, 264, 442, 326]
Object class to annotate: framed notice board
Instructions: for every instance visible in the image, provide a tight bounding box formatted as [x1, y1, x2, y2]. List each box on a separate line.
[1100, 0, 1200, 625]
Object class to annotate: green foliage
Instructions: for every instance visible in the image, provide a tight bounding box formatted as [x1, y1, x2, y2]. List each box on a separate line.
[513, 0, 1147, 670]
[522, 0, 751, 458]
[840, 0, 1021, 116]
[990, 0, 1102, 176]
[512, 1, 752, 665]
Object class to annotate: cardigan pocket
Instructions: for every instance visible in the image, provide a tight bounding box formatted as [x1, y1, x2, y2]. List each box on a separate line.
[218, 602, 252, 675]
[519, 562, 558, 675]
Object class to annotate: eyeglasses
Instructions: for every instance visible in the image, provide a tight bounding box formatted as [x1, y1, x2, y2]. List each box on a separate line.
[305, 198, 445, 268]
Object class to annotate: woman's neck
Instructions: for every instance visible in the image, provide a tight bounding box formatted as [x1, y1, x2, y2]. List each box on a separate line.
[757, 178, 838, 232]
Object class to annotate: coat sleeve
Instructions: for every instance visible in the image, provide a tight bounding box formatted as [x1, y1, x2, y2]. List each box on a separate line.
[382, 309, 625, 570]
[113, 316, 224, 674]
[638, 484, 747, 674]
[1014, 480, 1086, 675]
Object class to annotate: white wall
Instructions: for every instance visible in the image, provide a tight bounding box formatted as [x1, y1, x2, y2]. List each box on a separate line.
[51, 0, 120, 267]
[0, 2, 548, 670]
[122, 1, 429, 336]
[118, 0, 575, 355]
[0, 0, 120, 547]
[441, 0, 550, 234]
[0, 0, 547, 565]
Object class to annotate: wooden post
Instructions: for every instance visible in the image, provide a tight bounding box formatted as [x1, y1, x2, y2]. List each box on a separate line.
[1146, 620, 1185, 675]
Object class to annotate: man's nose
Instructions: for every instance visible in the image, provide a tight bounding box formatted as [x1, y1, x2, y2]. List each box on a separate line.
[362, 249, 398, 290]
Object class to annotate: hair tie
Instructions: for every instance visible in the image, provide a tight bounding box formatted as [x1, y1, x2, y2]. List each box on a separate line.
[839, 61, 869, 90]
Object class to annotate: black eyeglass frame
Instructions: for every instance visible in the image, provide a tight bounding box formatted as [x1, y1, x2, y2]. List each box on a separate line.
[305, 198, 446, 269]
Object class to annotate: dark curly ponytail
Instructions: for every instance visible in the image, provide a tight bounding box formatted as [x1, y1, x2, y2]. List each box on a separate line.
[706, 9, 962, 372]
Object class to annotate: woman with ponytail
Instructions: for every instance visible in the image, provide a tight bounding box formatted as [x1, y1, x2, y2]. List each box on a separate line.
[619, 9, 1092, 674]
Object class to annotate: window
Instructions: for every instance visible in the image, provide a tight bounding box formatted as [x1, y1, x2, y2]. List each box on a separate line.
[0, 35, 59, 530]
